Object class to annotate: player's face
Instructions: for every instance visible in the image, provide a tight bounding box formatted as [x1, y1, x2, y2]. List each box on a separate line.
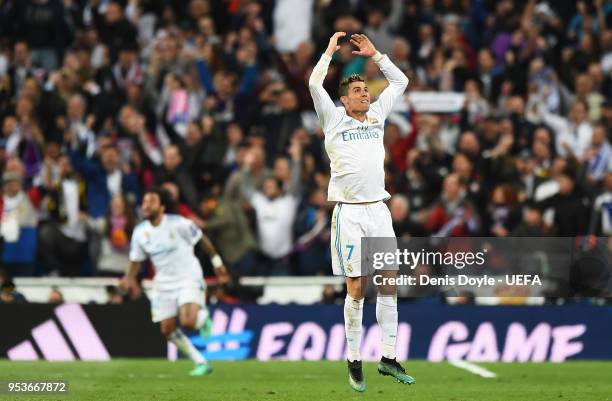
[142, 193, 164, 221]
[344, 82, 370, 113]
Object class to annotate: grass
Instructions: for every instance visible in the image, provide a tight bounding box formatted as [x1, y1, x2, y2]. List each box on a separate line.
[0, 360, 611, 401]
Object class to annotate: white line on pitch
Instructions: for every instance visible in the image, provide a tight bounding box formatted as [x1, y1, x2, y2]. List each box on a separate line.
[449, 360, 497, 378]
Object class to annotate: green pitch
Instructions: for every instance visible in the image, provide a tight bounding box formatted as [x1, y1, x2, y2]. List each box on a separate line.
[0, 360, 611, 401]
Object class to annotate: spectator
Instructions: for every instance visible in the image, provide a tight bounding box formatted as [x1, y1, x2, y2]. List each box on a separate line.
[363, 2, 404, 56]
[86, 194, 136, 276]
[388, 194, 423, 239]
[513, 149, 546, 201]
[537, 172, 588, 236]
[477, 48, 503, 101]
[256, 87, 304, 165]
[294, 188, 331, 275]
[538, 99, 593, 159]
[69, 144, 140, 218]
[582, 123, 612, 184]
[240, 141, 302, 275]
[224, 145, 272, 202]
[486, 184, 522, 237]
[6, 41, 36, 98]
[197, 194, 257, 276]
[48, 286, 64, 304]
[423, 173, 480, 237]
[37, 154, 88, 276]
[106, 284, 124, 304]
[273, 0, 314, 53]
[574, 73, 606, 122]
[0, 171, 37, 276]
[154, 145, 199, 210]
[0, 280, 27, 304]
[4, 0, 70, 71]
[512, 202, 554, 237]
[161, 181, 199, 221]
[590, 172, 612, 235]
[463, 79, 490, 125]
[7, 96, 45, 179]
[96, 0, 138, 63]
[320, 284, 342, 304]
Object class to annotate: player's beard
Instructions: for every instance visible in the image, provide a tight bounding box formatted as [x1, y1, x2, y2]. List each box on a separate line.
[145, 209, 162, 223]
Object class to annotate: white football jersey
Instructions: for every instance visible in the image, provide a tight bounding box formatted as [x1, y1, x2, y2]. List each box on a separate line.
[129, 214, 203, 288]
[309, 53, 408, 203]
[251, 192, 298, 258]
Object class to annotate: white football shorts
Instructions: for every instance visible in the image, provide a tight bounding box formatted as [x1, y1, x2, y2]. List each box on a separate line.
[331, 201, 397, 277]
[150, 279, 206, 323]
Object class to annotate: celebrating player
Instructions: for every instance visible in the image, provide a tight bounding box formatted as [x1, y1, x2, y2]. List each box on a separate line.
[308, 32, 414, 392]
[122, 187, 228, 376]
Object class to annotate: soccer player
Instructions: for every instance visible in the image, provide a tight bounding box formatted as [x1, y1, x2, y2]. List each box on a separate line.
[121, 187, 228, 376]
[308, 32, 415, 392]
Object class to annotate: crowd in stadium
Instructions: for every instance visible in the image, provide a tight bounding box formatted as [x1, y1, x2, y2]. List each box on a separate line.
[0, 0, 611, 282]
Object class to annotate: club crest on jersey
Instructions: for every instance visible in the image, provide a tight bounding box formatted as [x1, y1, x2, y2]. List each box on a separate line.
[368, 116, 379, 124]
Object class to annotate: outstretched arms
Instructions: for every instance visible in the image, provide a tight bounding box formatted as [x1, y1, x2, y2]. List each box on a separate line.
[308, 32, 345, 131]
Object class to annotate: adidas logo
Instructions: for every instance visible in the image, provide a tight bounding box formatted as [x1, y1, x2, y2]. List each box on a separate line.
[7, 304, 110, 361]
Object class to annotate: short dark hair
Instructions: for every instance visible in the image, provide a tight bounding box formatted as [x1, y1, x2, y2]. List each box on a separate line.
[144, 187, 174, 212]
[339, 74, 365, 97]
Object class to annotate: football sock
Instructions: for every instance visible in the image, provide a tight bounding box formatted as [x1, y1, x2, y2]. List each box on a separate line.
[168, 328, 206, 364]
[344, 295, 364, 362]
[376, 295, 398, 360]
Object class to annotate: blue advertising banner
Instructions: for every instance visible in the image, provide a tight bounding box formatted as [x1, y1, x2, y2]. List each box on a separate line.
[2, 303, 612, 362]
[199, 304, 612, 362]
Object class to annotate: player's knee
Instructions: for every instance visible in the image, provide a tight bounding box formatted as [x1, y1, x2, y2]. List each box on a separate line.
[160, 320, 177, 337]
[181, 318, 197, 331]
[378, 284, 397, 296]
[346, 279, 365, 300]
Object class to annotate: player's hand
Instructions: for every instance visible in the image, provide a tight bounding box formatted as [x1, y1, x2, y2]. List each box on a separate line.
[119, 275, 142, 299]
[325, 32, 346, 57]
[119, 275, 135, 291]
[215, 265, 230, 284]
[350, 34, 377, 58]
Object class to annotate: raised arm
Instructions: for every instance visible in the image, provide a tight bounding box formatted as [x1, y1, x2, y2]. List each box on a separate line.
[308, 32, 345, 131]
[350, 34, 409, 118]
[287, 140, 303, 197]
[537, 101, 569, 134]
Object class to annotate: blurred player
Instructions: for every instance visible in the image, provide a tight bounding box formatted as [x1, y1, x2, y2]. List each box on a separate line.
[121, 187, 228, 376]
[309, 33, 414, 392]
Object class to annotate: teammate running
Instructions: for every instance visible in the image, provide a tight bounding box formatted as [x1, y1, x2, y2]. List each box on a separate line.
[308, 32, 415, 392]
[122, 187, 228, 376]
